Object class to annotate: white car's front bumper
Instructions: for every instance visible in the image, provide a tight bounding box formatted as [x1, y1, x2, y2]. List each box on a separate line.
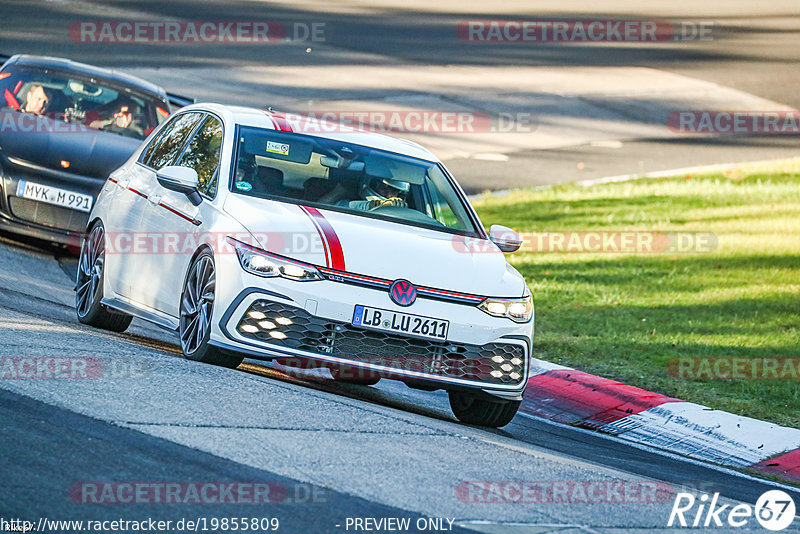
[210, 257, 533, 400]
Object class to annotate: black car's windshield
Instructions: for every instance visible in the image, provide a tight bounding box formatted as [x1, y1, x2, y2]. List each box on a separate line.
[0, 67, 169, 140]
[231, 126, 480, 237]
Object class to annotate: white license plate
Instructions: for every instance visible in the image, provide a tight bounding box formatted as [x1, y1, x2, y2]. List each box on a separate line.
[16, 180, 93, 213]
[352, 305, 449, 341]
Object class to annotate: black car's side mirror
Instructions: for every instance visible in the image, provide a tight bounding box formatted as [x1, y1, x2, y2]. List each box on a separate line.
[156, 166, 202, 206]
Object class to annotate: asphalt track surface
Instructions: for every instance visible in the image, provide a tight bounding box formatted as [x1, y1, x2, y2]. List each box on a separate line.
[2, 1, 800, 532]
[0, 236, 798, 531]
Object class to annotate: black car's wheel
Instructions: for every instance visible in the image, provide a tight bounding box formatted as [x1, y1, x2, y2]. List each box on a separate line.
[76, 222, 133, 332]
[329, 364, 381, 386]
[448, 391, 521, 428]
[180, 250, 243, 368]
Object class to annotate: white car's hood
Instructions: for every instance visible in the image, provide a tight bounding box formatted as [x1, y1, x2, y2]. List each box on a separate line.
[223, 195, 526, 298]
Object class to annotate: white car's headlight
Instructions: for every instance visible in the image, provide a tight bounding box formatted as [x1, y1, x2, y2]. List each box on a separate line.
[227, 237, 322, 281]
[478, 293, 533, 322]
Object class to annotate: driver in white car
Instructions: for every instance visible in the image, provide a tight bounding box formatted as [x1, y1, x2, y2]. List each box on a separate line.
[343, 176, 410, 211]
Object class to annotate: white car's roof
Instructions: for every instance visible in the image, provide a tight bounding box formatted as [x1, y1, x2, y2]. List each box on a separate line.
[183, 103, 440, 163]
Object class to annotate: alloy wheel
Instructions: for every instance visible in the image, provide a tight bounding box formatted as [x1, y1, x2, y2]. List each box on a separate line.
[76, 225, 105, 317]
[180, 254, 216, 355]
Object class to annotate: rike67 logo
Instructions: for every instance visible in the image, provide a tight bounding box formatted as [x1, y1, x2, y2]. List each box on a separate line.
[669, 490, 796, 531]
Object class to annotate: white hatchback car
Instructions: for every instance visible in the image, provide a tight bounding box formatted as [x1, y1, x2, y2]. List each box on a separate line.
[76, 103, 533, 427]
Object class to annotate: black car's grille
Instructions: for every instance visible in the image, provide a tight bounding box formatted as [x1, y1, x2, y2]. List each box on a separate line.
[235, 300, 526, 385]
[8, 196, 88, 232]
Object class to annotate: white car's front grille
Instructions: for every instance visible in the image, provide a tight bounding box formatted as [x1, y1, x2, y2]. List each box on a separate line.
[235, 299, 526, 386]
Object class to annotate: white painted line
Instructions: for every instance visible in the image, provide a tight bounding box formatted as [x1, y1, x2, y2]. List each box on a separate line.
[599, 401, 800, 468]
[588, 140, 624, 149]
[469, 155, 800, 201]
[470, 153, 510, 162]
[575, 156, 800, 187]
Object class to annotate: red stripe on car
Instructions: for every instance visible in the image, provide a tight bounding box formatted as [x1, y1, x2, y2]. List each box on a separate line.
[302, 206, 345, 270]
[128, 187, 148, 199]
[299, 205, 345, 270]
[271, 114, 294, 133]
[263, 110, 294, 133]
[317, 267, 390, 286]
[421, 287, 484, 302]
[299, 205, 330, 267]
[317, 266, 485, 304]
[159, 202, 201, 226]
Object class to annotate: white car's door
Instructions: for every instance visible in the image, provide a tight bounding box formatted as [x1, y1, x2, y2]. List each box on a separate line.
[103, 162, 156, 298]
[100, 163, 138, 297]
[124, 111, 206, 309]
[141, 113, 224, 317]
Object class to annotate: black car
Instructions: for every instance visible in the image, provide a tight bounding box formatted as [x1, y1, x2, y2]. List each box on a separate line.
[0, 54, 191, 245]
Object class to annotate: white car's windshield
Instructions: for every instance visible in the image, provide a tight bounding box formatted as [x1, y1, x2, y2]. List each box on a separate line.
[230, 126, 481, 237]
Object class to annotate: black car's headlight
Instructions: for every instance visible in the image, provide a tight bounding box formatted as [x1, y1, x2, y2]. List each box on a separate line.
[478, 292, 533, 322]
[227, 237, 322, 281]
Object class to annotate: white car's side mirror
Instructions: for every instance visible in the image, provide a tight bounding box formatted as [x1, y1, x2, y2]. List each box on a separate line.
[489, 224, 523, 253]
[156, 165, 202, 206]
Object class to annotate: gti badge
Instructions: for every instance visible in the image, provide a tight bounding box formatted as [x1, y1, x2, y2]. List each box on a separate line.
[389, 279, 417, 307]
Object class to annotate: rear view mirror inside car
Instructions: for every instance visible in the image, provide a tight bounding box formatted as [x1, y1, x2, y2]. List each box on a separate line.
[320, 155, 365, 171]
[364, 152, 426, 184]
[242, 132, 313, 164]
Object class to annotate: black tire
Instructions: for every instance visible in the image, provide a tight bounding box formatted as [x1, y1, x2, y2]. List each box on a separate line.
[179, 250, 243, 369]
[448, 391, 521, 428]
[329, 364, 381, 386]
[76, 222, 133, 333]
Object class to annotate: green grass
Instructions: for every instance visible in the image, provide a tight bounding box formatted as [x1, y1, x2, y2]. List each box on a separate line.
[472, 158, 800, 428]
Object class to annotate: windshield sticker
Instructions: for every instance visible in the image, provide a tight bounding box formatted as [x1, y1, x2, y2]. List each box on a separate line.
[266, 140, 290, 156]
[234, 181, 253, 191]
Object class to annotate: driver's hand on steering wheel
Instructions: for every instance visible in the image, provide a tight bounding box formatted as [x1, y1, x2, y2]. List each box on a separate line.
[368, 197, 407, 210]
[89, 106, 133, 131]
[112, 107, 133, 129]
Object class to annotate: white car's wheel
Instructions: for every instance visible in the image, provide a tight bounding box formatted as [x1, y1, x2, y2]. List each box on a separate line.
[448, 391, 521, 428]
[179, 250, 243, 368]
[76, 222, 133, 332]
